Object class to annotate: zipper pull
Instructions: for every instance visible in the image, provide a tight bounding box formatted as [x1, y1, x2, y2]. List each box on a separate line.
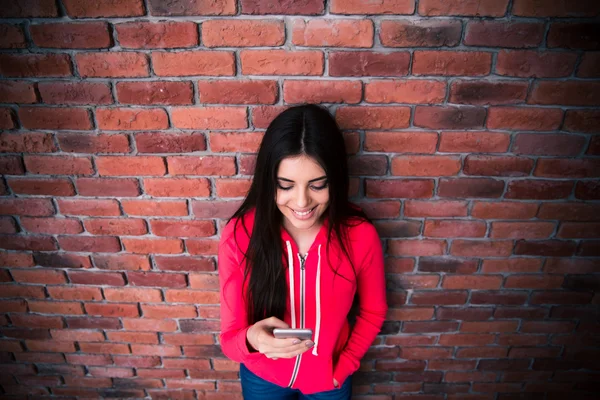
[299, 254, 306, 270]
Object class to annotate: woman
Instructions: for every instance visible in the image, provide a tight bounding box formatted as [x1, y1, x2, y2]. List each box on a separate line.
[218, 104, 388, 399]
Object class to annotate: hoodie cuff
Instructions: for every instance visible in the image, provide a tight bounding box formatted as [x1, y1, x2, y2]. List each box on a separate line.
[236, 326, 263, 364]
[332, 359, 356, 388]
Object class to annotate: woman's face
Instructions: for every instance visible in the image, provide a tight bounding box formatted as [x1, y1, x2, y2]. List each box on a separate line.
[275, 154, 330, 232]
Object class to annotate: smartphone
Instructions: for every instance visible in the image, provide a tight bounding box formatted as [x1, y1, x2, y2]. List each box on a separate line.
[272, 328, 313, 340]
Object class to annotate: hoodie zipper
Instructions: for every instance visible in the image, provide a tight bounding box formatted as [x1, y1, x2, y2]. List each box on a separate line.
[287, 253, 307, 388]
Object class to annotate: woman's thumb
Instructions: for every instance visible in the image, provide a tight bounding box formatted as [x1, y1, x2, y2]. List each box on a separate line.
[266, 316, 289, 329]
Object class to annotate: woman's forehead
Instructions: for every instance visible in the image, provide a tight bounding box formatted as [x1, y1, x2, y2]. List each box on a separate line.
[277, 155, 326, 181]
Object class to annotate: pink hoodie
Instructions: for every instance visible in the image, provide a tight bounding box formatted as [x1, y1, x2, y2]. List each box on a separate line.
[218, 208, 388, 394]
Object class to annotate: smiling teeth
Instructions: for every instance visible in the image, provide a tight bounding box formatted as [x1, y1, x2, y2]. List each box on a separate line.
[293, 207, 315, 216]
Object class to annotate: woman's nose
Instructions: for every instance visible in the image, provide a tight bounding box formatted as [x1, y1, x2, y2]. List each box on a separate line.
[295, 188, 309, 208]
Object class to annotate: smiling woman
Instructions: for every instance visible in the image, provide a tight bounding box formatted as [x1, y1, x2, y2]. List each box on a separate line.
[217, 104, 388, 399]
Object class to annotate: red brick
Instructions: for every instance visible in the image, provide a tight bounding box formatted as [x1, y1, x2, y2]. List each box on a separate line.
[58, 133, 129, 153]
[0, 108, 15, 129]
[121, 200, 188, 216]
[198, 80, 277, 104]
[535, 158, 600, 178]
[0, 216, 17, 234]
[143, 178, 210, 197]
[491, 222, 556, 239]
[1, 0, 58, 17]
[404, 200, 468, 217]
[577, 52, 600, 78]
[154, 255, 214, 271]
[127, 272, 187, 288]
[24, 155, 93, 175]
[464, 155, 533, 177]
[150, 220, 214, 237]
[135, 132, 206, 153]
[122, 238, 183, 254]
[471, 202, 538, 219]
[240, 50, 323, 75]
[515, 240, 577, 257]
[116, 21, 197, 49]
[283, 80, 361, 104]
[443, 275, 503, 290]
[164, 289, 219, 304]
[438, 178, 504, 198]
[438, 132, 510, 153]
[564, 109, 600, 133]
[46, 286, 102, 300]
[380, 19, 461, 47]
[76, 178, 140, 197]
[104, 287, 162, 303]
[58, 236, 121, 253]
[449, 80, 528, 105]
[575, 180, 600, 200]
[451, 240, 513, 257]
[28, 300, 84, 315]
[505, 180, 573, 200]
[250, 105, 289, 128]
[202, 19, 284, 47]
[63, 0, 144, 17]
[77, 53, 149, 78]
[413, 51, 492, 76]
[330, 0, 414, 14]
[414, 106, 486, 129]
[482, 258, 542, 274]
[31, 22, 111, 49]
[84, 218, 147, 236]
[78, 343, 129, 355]
[487, 107, 562, 130]
[548, 23, 600, 49]
[69, 270, 125, 286]
[365, 179, 434, 199]
[58, 199, 121, 216]
[0, 198, 54, 217]
[388, 239, 446, 256]
[292, 19, 373, 47]
[513, 0, 600, 17]
[0, 24, 26, 48]
[348, 155, 387, 176]
[336, 106, 410, 129]
[529, 81, 600, 106]
[365, 80, 445, 104]
[391, 156, 460, 176]
[167, 156, 235, 176]
[465, 21, 544, 48]
[19, 107, 92, 130]
[496, 50, 578, 78]
[0, 54, 71, 77]
[329, 51, 410, 76]
[241, 0, 322, 14]
[191, 200, 241, 219]
[152, 51, 234, 76]
[39, 82, 112, 105]
[96, 156, 165, 176]
[557, 223, 600, 239]
[96, 108, 168, 131]
[512, 133, 585, 156]
[419, 0, 508, 16]
[171, 107, 247, 129]
[85, 303, 139, 318]
[209, 132, 262, 152]
[8, 177, 75, 196]
[104, 332, 158, 344]
[0, 81, 37, 103]
[364, 131, 438, 154]
[188, 274, 219, 290]
[215, 179, 252, 198]
[93, 254, 151, 271]
[34, 252, 91, 268]
[425, 220, 486, 238]
[150, 0, 235, 15]
[21, 217, 83, 235]
[116, 81, 192, 105]
[0, 132, 56, 153]
[11, 269, 65, 284]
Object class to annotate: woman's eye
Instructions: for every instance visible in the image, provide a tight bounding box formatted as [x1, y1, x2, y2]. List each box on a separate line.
[311, 183, 328, 191]
[278, 185, 293, 191]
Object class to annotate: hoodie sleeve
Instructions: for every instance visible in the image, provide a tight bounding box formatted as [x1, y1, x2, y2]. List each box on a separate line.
[218, 221, 263, 364]
[332, 222, 388, 385]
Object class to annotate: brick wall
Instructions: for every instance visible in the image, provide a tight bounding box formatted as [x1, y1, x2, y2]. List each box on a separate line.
[1, 0, 599, 398]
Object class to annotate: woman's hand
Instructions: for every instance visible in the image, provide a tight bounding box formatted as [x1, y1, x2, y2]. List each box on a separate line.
[246, 316, 314, 359]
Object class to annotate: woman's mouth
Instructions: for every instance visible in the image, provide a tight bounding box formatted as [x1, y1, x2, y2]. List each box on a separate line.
[291, 206, 317, 220]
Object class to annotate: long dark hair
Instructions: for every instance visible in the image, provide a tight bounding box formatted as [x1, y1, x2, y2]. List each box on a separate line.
[229, 104, 369, 325]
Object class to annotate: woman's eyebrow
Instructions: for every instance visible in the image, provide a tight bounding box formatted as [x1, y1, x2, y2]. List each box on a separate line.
[277, 175, 327, 183]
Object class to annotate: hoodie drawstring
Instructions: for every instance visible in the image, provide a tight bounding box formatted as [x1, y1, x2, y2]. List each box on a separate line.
[285, 241, 322, 356]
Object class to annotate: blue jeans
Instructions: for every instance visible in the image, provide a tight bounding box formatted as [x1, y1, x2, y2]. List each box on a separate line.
[240, 363, 352, 400]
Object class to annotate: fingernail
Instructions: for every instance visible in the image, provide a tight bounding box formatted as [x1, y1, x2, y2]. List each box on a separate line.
[292, 339, 300, 344]
[306, 341, 314, 347]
